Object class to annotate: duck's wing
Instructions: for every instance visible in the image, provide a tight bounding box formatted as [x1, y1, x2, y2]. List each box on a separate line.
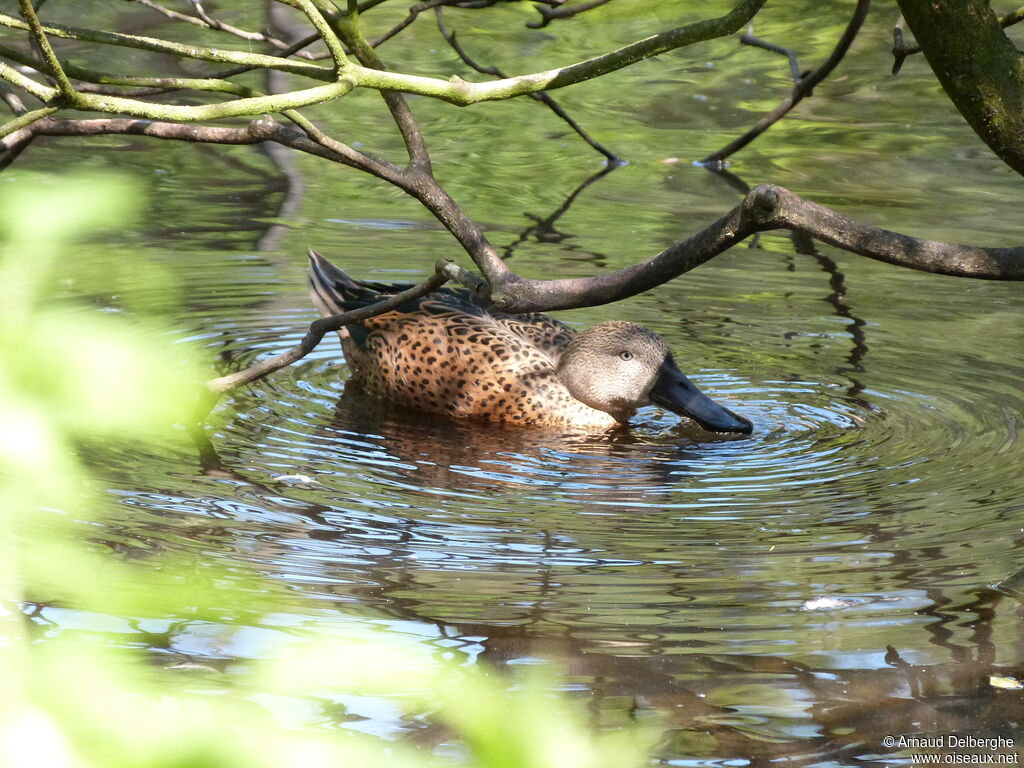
[490, 312, 576, 364]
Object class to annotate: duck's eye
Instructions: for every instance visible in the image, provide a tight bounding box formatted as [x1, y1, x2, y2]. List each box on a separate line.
[619, 351, 634, 361]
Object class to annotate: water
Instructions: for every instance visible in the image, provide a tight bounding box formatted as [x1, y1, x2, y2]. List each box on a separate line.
[12, 1, 1024, 763]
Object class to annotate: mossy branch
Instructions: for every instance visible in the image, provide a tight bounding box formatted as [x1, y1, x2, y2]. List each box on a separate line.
[0, 1, 766, 107]
[276, 0, 350, 72]
[0, 13, 335, 81]
[18, 0, 75, 99]
[0, 59, 56, 102]
[0, 105, 57, 139]
[348, 0, 766, 105]
[75, 81, 354, 123]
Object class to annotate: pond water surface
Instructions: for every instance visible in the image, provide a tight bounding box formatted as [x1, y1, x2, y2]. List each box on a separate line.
[14, 1, 1024, 765]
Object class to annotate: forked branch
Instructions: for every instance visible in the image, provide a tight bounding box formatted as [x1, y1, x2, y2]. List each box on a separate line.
[703, 0, 870, 165]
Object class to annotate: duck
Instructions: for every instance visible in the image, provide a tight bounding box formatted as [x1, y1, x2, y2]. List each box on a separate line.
[308, 250, 752, 434]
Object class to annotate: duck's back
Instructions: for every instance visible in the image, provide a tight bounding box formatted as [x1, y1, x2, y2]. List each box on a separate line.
[308, 252, 615, 428]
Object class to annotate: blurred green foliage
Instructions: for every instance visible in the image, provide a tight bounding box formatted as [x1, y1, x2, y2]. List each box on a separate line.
[0, 176, 650, 767]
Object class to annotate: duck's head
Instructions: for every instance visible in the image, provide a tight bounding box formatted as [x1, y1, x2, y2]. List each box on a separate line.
[556, 321, 753, 433]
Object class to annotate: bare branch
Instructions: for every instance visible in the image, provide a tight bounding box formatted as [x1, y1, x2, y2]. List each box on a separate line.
[0, 1, 766, 112]
[702, 0, 870, 166]
[0, 128, 33, 171]
[372, 0, 450, 48]
[482, 184, 1024, 313]
[125, 0, 320, 58]
[739, 22, 801, 83]
[205, 255, 484, 394]
[0, 114, 391, 178]
[334, 5, 431, 169]
[0, 84, 27, 116]
[0, 42, 260, 98]
[276, 0, 350, 71]
[281, 110, 404, 182]
[74, 81, 353, 122]
[527, 0, 613, 29]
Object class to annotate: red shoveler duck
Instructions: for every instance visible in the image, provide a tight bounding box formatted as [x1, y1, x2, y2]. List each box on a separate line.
[308, 250, 752, 433]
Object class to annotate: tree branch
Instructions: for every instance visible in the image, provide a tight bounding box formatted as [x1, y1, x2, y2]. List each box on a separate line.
[0, 58, 56, 102]
[18, 0, 75, 99]
[12, 114, 1018, 314]
[0, 42, 261, 98]
[371, 0, 450, 48]
[739, 22, 802, 83]
[0, 105, 57, 139]
[125, 0, 318, 58]
[702, 0, 870, 166]
[0, 0, 767, 115]
[277, 0, 350, 72]
[333, 5, 431, 169]
[436, 7, 621, 163]
[527, 0, 613, 29]
[72, 80, 354, 122]
[0, 114, 395, 179]
[0, 13, 334, 80]
[483, 184, 1024, 313]
[0, 83, 27, 115]
[348, 0, 766, 105]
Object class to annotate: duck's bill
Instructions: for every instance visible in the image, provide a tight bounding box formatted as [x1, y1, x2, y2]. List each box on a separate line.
[649, 358, 753, 434]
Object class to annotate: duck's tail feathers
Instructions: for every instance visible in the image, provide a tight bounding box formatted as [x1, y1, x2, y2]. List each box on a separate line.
[308, 248, 368, 317]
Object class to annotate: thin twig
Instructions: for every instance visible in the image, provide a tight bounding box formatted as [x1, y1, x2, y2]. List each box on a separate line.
[334, 7, 431, 170]
[436, 7, 621, 163]
[125, 0, 320, 59]
[0, 1, 768, 105]
[527, 0, 613, 29]
[371, 0, 450, 48]
[0, 42, 259, 98]
[702, 0, 870, 165]
[0, 13, 334, 80]
[740, 22, 801, 82]
[277, 0, 350, 72]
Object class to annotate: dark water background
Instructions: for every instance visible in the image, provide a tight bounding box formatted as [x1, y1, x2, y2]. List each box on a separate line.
[12, 1, 1024, 764]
